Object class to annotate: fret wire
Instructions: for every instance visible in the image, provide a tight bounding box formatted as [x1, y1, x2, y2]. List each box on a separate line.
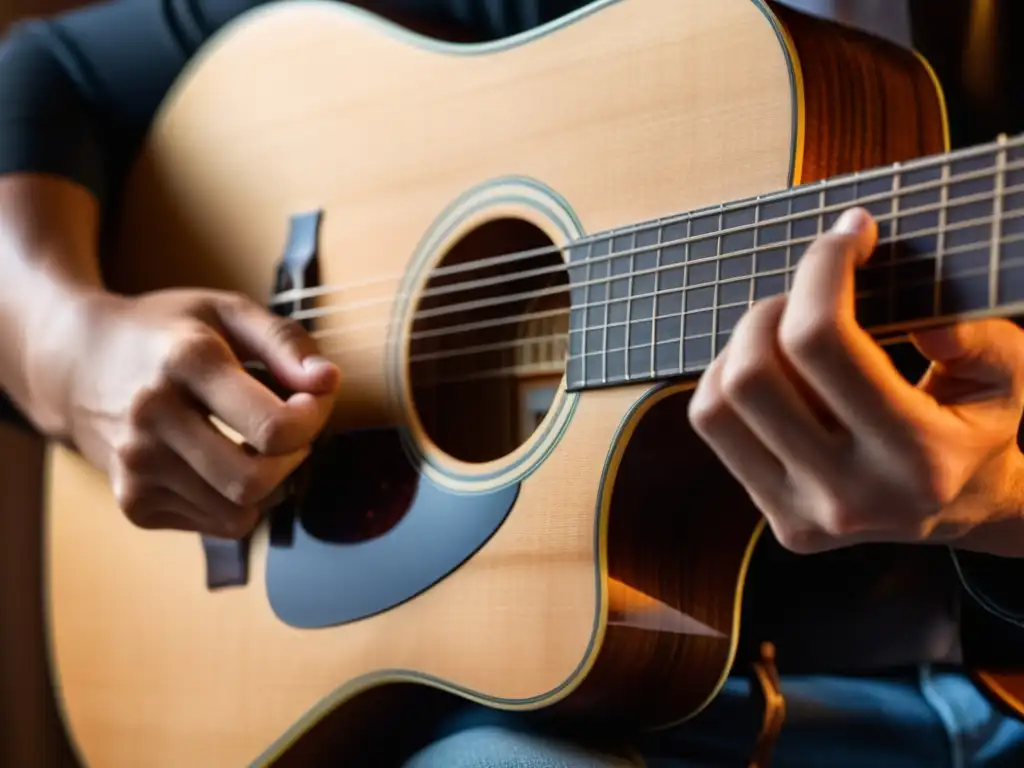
[565, 237, 1024, 357]
[581, 240, 592, 386]
[815, 182, 825, 309]
[600, 238, 610, 384]
[564, 235, 1024, 384]
[565, 200, 1024, 307]
[436, 231, 1024, 376]
[428, 277, 1024, 389]
[934, 161, 950, 318]
[623, 229, 637, 381]
[557, 142, 1024, 389]
[710, 204, 725, 361]
[564, 229, 1024, 350]
[749, 200, 760, 310]
[785, 192, 794, 292]
[679, 216, 692, 372]
[817, 182, 826, 237]
[888, 163, 901, 326]
[569, 177, 1024, 354]
[554, 163, 1024, 286]
[990, 134, 1008, 309]
[561, 151, 1024, 391]
[583, 133, 1023, 249]
[648, 219, 663, 379]
[416, 202, 1024, 334]
[391, 137, 1024, 311]
[578, 239, 1024, 355]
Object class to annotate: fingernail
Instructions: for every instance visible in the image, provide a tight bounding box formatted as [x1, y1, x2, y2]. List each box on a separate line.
[303, 355, 332, 373]
[832, 207, 871, 235]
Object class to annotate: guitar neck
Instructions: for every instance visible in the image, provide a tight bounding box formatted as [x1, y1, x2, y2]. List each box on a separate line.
[565, 133, 1024, 392]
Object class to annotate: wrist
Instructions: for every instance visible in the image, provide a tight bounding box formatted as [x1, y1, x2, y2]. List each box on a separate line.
[21, 281, 117, 438]
[951, 448, 1024, 558]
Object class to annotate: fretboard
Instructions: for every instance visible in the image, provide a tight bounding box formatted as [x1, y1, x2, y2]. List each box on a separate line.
[564, 133, 1024, 392]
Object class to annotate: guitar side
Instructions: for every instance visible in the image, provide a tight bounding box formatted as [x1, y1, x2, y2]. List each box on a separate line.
[42, 1, 948, 766]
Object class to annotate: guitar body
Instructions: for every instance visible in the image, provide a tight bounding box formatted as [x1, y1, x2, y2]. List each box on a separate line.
[44, 1, 948, 765]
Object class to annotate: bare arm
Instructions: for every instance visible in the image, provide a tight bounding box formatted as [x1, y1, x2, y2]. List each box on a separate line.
[0, 0, 587, 534]
[0, 175, 103, 436]
[0, 3, 341, 535]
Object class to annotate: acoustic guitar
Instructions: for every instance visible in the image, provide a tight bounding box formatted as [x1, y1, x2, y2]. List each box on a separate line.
[43, 0, 1024, 765]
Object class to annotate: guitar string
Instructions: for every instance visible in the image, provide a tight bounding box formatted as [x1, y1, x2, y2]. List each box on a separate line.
[269, 135, 1024, 304]
[383, 241, 1024, 390]
[308, 203, 1023, 357]
[282, 166, 1024, 337]
[317, 230, 1024, 386]
[274, 157, 1024, 312]
[311, 200, 1019, 346]
[266, 136, 1024, 309]
[401, 238, 1024, 369]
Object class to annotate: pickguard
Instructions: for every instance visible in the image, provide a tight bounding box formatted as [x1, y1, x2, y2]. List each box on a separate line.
[265, 428, 520, 629]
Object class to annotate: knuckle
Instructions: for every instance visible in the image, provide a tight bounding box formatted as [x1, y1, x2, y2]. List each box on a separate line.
[112, 479, 150, 526]
[929, 474, 959, 511]
[807, 231, 852, 261]
[179, 289, 231, 321]
[210, 292, 257, 324]
[915, 463, 958, 513]
[815, 484, 870, 539]
[687, 386, 727, 435]
[128, 382, 174, 428]
[811, 230, 842, 251]
[164, 326, 230, 377]
[267, 315, 307, 345]
[720, 356, 768, 404]
[114, 435, 159, 475]
[252, 412, 298, 455]
[817, 502, 861, 539]
[778, 312, 841, 362]
[219, 292, 255, 314]
[225, 465, 273, 507]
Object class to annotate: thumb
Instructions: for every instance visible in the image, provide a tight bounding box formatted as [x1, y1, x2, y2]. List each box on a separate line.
[214, 296, 341, 396]
[911, 320, 1024, 402]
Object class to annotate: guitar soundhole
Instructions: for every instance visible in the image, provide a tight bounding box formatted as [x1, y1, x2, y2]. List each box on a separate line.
[409, 218, 569, 463]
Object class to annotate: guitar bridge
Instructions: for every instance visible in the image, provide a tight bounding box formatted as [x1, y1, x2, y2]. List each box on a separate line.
[200, 209, 323, 591]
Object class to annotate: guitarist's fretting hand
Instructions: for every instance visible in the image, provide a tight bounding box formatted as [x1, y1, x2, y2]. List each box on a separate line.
[51, 289, 341, 538]
[689, 206, 1024, 556]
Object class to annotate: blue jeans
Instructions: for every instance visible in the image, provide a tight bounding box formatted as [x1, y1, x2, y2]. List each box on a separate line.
[403, 667, 1024, 767]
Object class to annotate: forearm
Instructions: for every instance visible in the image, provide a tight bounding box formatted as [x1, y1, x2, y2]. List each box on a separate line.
[0, 8, 139, 435]
[0, 175, 103, 436]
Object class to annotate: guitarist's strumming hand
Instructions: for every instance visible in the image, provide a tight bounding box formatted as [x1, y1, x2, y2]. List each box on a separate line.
[49, 289, 341, 538]
[688, 207, 1024, 557]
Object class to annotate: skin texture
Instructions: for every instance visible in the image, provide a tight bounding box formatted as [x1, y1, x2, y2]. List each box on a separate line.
[0, 173, 341, 537]
[1, 172, 1023, 557]
[688, 207, 1024, 557]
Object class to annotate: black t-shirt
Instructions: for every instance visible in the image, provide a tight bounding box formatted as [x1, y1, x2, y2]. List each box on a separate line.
[0, 0, 1020, 672]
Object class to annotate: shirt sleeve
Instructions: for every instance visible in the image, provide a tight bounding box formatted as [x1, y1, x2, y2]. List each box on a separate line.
[0, 0, 586, 429]
[0, 0, 274, 209]
[0, 0, 586, 207]
[0, 0, 267, 430]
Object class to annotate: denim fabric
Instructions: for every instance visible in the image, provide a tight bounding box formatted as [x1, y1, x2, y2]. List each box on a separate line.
[404, 668, 1024, 767]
